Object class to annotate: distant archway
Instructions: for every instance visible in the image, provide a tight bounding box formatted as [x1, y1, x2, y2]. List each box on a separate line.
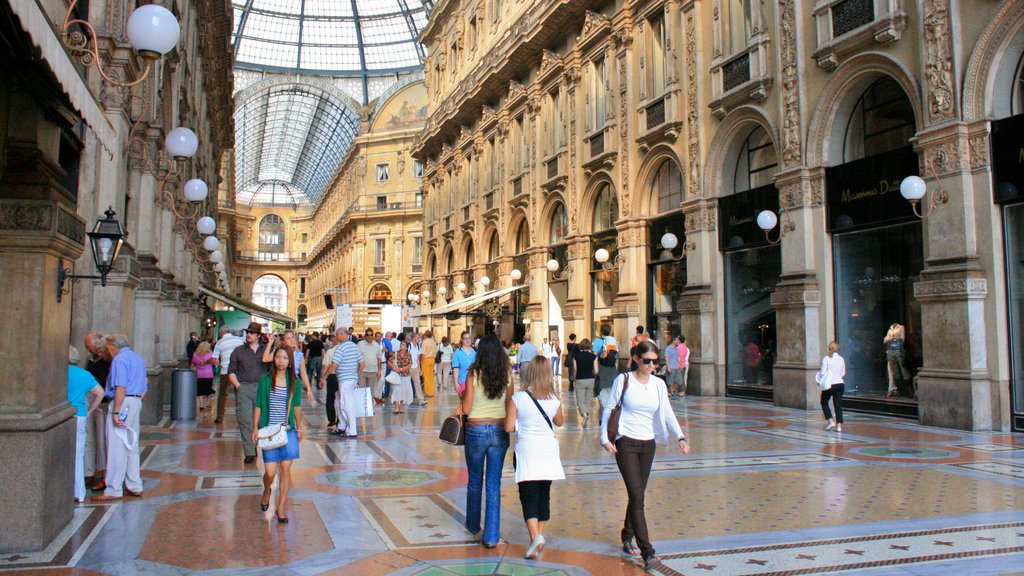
[368, 283, 393, 304]
[253, 274, 287, 314]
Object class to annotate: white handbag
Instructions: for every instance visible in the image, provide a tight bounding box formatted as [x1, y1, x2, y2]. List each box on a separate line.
[815, 362, 833, 391]
[256, 388, 293, 450]
[385, 370, 402, 385]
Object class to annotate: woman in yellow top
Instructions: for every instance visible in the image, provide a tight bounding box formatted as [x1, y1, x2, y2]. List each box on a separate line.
[459, 334, 514, 548]
[251, 347, 304, 524]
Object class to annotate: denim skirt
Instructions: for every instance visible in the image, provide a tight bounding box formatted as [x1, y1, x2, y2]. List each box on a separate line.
[262, 428, 300, 463]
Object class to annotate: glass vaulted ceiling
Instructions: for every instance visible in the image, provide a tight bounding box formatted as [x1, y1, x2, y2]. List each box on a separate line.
[232, 0, 428, 80]
[231, 0, 430, 207]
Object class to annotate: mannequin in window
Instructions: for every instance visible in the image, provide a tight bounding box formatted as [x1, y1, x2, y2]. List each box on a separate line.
[883, 323, 910, 397]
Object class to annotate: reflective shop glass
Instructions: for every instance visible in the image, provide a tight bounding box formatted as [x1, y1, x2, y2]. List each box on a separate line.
[833, 222, 923, 399]
[724, 246, 780, 387]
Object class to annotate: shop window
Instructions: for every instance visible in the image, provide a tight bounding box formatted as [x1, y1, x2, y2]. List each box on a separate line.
[258, 214, 285, 253]
[649, 159, 685, 214]
[843, 76, 915, 162]
[593, 184, 619, 232]
[549, 203, 567, 243]
[1005, 205, 1024, 419]
[546, 88, 563, 156]
[648, 212, 687, 349]
[733, 126, 779, 193]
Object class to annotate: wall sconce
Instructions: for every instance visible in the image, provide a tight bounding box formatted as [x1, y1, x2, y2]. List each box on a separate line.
[659, 232, 695, 261]
[756, 210, 796, 244]
[523, 317, 532, 326]
[437, 285, 448, 298]
[547, 257, 571, 281]
[456, 281, 467, 293]
[480, 275, 491, 288]
[422, 289, 431, 299]
[900, 175, 948, 218]
[61, 1, 180, 88]
[594, 248, 624, 271]
[510, 268, 523, 283]
[57, 207, 126, 302]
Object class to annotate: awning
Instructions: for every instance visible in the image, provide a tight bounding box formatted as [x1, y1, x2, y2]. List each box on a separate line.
[425, 285, 525, 317]
[10, 0, 118, 154]
[199, 285, 295, 327]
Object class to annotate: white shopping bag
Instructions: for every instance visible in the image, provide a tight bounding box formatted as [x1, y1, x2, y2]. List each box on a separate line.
[354, 386, 375, 418]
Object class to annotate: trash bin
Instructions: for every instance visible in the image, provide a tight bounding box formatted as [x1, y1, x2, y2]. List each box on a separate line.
[171, 368, 197, 421]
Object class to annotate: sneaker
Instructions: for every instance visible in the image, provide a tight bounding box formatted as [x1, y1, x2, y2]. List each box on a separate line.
[825, 422, 836, 431]
[419, 400, 428, 406]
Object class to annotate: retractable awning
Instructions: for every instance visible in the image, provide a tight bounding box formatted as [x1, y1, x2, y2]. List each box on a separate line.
[199, 285, 295, 327]
[425, 285, 525, 317]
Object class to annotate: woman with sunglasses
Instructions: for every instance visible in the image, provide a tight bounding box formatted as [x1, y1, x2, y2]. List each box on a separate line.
[599, 340, 689, 570]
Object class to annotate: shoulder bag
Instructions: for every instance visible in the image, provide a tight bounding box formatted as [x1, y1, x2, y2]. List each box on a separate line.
[606, 373, 630, 441]
[256, 386, 293, 451]
[515, 391, 555, 470]
[815, 359, 833, 391]
[439, 403, 467, 445]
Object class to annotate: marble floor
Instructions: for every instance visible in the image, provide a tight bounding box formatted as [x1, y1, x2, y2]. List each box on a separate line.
[6, 386, 1024, 576]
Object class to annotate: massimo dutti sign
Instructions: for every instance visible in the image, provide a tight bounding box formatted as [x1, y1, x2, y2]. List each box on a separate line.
[992, 114, 1024, 205]
[825, 146, 919, 233]
[718, 184, 779, 252]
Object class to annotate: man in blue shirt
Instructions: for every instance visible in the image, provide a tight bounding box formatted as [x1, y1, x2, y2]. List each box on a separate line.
[517, 334, 538, 385]
[451, 331, 477, 396]
[93, 334, 148, 502]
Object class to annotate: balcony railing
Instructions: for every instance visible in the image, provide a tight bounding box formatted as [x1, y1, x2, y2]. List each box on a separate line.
[832, 0, 874, 37]
[512, 176, 523, 197]
[546, 155, 559, 180]
[485, 191, 495, 210]
[235, 251, 308, 263]
[722, 52, 751, 93]
[590, 129, 605, 157]
[646, 97, 666, 130]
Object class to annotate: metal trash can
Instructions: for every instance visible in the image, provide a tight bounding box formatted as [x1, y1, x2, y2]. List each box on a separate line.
[171, 368, 197, 421]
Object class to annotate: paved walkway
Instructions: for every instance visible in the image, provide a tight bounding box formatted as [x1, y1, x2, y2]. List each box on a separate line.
[6, 385, 1024, 575]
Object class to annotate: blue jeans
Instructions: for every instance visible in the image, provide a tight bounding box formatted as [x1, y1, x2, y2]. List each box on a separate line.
[464, 424, 509, 545]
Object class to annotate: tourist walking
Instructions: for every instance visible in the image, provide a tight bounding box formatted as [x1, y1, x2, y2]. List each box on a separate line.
[550, 339, 562, 383]
[321, 328, 363, 437]
[678, 336, 690, 397]
[68, 345, 104, 503]
[212, 327, 244, 424]
[517, 335, 538, 385]
[452, 331, 477, 396]
[819, 341, 847, 432]
[389, 340, 414, 413]
[565, 334, 578, 392]
[460, 335, 513, 548]
[409, 333, 427, 405]
[884, 323, 910, 397]
[595, 325, 619, 399]
[306, 332, 325, 389]
[570, 339, 599, 427]
[420, 330, 437, 398]
[191, 340, 217, 411]
[664, 336, 683, 398]
[93, 334, 149, 501]
[228, 322, 268, 464]
[252, 347, 304, 523]
[504, 357, 565, 558]
[262, 330, 315, 404]
[437, 336, 455, 392]
[357, 328, 382, 393]
[600, 341, 690, 569]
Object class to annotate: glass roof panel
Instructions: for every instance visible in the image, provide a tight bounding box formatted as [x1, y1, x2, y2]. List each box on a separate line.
[232, 0, 427, 76]
[234, 83, 360, 207]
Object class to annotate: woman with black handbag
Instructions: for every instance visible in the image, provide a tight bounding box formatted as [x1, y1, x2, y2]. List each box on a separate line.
[252, 347, 303, 524]
[460, 334, 513, 548]
[504, 356, 565, 559]
[599, 341, 689, 569]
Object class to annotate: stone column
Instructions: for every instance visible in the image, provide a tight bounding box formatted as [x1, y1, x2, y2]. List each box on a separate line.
[526, 249, 548, 341]
[681, 197, 722, 395]
[612, 220, 646, 342]
[563, 238, 590, 339]
[0, 89, 86, 551]
[770, 168, 826, 410]
[133, 266, 164, 424]
[913, 124, 1006, 430]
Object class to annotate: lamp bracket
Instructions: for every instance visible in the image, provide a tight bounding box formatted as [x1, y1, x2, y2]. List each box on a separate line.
[57, 258, 105, 303]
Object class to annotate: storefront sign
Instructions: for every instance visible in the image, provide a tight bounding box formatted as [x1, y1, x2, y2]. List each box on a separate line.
[825, 146, 919, 232]
[992, 114, 1024, 204]
[718, 184, 779, 251]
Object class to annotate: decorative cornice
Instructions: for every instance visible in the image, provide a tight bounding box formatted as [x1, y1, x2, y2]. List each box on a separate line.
[914, 278, 987, 300]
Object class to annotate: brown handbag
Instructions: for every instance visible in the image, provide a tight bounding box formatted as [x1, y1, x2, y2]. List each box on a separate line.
[606, 373, 630, 441]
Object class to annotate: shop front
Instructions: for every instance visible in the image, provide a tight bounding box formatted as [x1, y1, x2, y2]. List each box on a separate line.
[719, 185, 781, 400]
[647, 211, 687, 350]
[826, 146, 922, 415]
[992, 113, 1024, 431]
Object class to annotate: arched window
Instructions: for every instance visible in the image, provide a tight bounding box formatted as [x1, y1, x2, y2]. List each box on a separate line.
[515, 220, 530, 254]
[259, 214, 285, 253]
[297, 304, 307, 324]
[465, 243, 475, 268]
[368, 283, 393, 304]
[488, 234, 499, 260]
[446, 250, 455, 274]
[1013, 51, 1024, 116]
[649, 160, 684, 214]
[733, 126, 778, 193]
[550, 203, 568, 243]
[252, 275, 287, 314]
[843, 76, 915, 163]
[593, 184, 619, 232]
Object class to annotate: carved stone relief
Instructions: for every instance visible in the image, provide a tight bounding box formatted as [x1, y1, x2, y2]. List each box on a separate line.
[778, 0, 802, 166]
[684, 9, 702, 197]
[923, 0, 955, 123]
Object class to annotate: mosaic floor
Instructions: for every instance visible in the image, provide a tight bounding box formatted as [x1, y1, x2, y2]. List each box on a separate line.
[5, 386, 1024, 575]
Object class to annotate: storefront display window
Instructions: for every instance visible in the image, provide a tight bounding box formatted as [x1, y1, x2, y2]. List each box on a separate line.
[648, 212, 687, 349]
[1006, 205, 1024, 419]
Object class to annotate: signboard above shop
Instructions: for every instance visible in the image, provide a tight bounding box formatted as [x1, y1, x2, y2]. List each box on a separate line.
[825, 146, 919, 233]
[718, 184, 779, 252]
[992, 114, 1023, 205]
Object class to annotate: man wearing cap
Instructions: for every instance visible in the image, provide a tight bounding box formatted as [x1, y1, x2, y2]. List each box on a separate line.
[228, 322, 268, 463]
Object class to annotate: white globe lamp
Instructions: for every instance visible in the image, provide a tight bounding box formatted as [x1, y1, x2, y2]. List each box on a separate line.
[594, 248, 610, 264]
[510, 269, 522, 282]
[422, 289, 431, 298]
[164, 127, 198, 160]
[456, 282, 467, 293]
[756, 210, 779, 231]
[661, 232, 679, 250]
[900, 175, 927, 201]
[214, 262, 225, 272]
[438, 286, 447, 296]
[209, 250, 223, 263]
[126, 4, 180, 60]
[196, 216, 216, 235]
[480, 275, 491, 287]
[202, 235, 220, 251]
[546, 259, 559, 272]
[183, 179, 208, 202]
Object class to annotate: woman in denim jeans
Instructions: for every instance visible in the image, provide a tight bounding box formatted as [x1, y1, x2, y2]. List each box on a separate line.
[460, 334, 513, 548]
[600, 341, 690, 569]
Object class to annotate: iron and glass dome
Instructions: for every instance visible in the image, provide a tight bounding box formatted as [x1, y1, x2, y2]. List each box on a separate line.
[231, 0, 429, 77]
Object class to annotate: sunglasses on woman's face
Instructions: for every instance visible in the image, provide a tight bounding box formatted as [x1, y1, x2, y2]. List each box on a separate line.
[641, 357, 659, 366]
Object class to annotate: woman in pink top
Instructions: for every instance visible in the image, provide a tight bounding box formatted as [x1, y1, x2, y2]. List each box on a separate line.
[191, 341, 218, 411]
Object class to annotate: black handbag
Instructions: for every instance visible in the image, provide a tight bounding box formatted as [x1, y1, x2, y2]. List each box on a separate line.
[439, 413, 467, 445]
